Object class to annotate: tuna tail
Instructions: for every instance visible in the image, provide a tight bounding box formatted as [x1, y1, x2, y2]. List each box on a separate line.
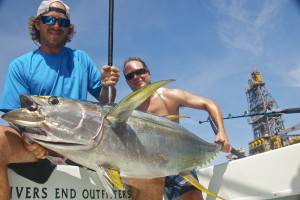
[106, 80, 174, 125]
[180, 171, 225, 200]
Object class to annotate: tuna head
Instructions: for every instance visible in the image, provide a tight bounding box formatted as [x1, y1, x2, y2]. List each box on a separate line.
[2, 95, 104, 151]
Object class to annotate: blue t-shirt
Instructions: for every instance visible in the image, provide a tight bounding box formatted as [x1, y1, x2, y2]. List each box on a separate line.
[0, 47, 101, 113]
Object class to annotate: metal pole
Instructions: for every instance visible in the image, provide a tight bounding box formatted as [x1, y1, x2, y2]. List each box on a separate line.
[199, 107, 300, 124]
[208, 117, 245, 158]
[108, 0, 114, 66]
[107, 0, 114, 104]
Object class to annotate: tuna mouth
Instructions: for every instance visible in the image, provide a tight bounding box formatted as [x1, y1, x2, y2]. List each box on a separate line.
[34, 139, 83, 146]
[15, 125, 83, 147]
[34, 139, 84, 158]
[15, 125, 47, 136]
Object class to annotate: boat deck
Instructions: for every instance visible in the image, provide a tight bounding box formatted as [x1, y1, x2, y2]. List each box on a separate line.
[9, 143, 300, 199]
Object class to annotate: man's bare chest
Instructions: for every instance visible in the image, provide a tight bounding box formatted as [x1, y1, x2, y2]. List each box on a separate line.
[139, 98, 177, 117]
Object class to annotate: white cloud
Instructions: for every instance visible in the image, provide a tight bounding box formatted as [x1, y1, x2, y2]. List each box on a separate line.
[288, 65, 300, 87]
[210, 0, 284, 55]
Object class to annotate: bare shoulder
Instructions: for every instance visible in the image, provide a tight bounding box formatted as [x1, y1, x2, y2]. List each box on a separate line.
[156, 87, 181, 96]
[156, 87, 187, 103]
[157, 87, 214, 109]
[157, 87, 185, 96]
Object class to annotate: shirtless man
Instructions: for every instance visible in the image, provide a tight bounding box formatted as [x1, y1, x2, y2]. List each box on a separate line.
[122, 57, 231, 200]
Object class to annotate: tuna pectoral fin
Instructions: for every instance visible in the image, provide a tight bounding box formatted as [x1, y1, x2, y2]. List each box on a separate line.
[95, 166, 124, 196]
[180, 171, 225, 200]
[106, 80, 174, 125]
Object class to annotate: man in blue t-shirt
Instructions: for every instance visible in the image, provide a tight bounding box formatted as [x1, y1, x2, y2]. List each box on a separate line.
[0, 1, 120, 199]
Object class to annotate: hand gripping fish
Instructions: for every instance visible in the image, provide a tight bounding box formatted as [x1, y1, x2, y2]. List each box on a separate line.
[2, 80, 224, 199]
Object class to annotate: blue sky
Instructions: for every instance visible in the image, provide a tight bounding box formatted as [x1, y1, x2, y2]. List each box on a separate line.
[0, 0, 300, 166]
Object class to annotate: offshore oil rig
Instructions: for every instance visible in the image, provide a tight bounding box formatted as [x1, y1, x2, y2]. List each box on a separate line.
[246, 69, 300, 155]
[199, 68, 300, 160]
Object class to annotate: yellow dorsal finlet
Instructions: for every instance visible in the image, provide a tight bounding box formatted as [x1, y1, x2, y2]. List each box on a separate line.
[163, 115, 190, 121]
[180, 171, 225, 200]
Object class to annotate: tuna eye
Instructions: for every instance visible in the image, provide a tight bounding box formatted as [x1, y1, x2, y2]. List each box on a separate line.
[48, 96, 59, 105]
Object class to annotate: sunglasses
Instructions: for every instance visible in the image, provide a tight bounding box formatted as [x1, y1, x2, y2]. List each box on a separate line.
[40, 16, 70, 27]
[125, 68, 148, 80]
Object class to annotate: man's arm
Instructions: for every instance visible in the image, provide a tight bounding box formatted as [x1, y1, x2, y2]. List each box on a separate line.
[97, 65, 120, 104]
[172, 89, 231, 153]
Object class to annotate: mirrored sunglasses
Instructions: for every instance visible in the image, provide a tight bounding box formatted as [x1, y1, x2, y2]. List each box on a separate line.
[125, 68, 148, 81]
[40, 16, 70, 27]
